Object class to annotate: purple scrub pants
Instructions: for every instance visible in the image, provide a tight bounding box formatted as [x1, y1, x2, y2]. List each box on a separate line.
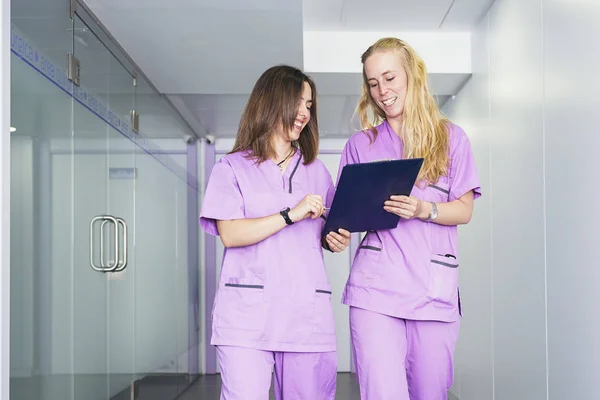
[350, 306, 460, 400]
[217, 345, 337, 400]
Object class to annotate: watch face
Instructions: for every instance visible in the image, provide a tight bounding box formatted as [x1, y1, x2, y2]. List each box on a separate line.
[430, 203, 438, 220]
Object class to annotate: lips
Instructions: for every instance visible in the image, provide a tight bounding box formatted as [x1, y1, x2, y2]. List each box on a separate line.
[382, 97, 397, 107]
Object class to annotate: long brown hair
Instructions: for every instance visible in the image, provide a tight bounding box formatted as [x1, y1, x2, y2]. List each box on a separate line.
[231, 65, 319, 164]
[358, 37, 450, 184]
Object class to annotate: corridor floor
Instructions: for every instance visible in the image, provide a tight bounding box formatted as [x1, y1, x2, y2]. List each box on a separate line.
[169, 373, 360, 400]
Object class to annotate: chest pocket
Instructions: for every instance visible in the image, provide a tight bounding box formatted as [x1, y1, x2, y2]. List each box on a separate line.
[423, 176, 451, 203]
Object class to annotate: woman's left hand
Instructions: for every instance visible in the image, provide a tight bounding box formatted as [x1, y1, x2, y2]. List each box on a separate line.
[325, 229, 351, 253]
[384, 195, 429, 220]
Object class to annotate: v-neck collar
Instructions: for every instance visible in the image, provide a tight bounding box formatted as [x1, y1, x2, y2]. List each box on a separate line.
[282, 151, 302, 194]
[383, 120, 403, 159]
[280, 149, 301, 177]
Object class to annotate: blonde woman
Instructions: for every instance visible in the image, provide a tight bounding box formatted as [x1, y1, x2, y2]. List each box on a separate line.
[337, 38, 481, 399]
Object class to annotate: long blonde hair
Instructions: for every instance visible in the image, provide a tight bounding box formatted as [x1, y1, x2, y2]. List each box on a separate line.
[358, 37, 450, 184]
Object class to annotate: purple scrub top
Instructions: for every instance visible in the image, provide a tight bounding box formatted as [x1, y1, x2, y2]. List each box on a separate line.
[200, 149, 337, 352]
[338, 120, 481, 322]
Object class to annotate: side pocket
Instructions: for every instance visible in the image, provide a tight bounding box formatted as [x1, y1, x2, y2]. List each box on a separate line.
[214, 277, 265, 331]
[347, 233, 382, 288]
[427, 254, 459, 305]
[313, 284, 336, 335]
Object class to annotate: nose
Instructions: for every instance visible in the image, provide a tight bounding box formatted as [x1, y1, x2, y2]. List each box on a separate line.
[298, 104, 310, 117]
[378, 82, 388, 97]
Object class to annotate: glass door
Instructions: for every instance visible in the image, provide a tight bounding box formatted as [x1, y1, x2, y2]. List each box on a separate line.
[71, 12, 136, 400]
[71, 13, 110, 400]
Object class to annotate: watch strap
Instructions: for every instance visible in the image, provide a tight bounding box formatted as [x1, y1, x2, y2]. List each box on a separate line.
[280, 207, 294, 225]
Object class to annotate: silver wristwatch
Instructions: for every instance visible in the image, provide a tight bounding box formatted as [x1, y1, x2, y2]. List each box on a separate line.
[427, 202, 438, 221]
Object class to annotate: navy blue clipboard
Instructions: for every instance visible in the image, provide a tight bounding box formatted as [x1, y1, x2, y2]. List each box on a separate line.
[322, 158, 424, 235]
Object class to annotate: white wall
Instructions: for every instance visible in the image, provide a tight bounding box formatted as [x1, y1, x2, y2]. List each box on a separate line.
[444, 1, 600, 399]
[544, 1, 600, 398]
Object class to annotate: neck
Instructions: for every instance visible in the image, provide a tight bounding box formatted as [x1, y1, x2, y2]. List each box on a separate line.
[387, 116, 404, 138]
[271, 135, 293, 161]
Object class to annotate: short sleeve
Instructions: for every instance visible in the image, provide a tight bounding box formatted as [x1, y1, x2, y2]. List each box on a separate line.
[199, 158, 245, 236]
[449, 129, 482, 202]
[336, 138, 360, 184]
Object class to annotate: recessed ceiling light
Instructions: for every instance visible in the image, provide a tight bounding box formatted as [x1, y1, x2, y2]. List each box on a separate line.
[9, 127, 16, 132]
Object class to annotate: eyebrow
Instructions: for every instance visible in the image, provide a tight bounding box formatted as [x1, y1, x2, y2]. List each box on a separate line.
[368, 70, 395, 81]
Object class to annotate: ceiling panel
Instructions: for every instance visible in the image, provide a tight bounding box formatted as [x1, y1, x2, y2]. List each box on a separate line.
[303, 0, 497, 31]
[341, 0, 453, 31]
[442, 0, 497, 29]
[84, 0, 305, 94]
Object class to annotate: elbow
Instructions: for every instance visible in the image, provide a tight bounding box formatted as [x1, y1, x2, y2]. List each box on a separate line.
[220, 237, 232, 248]
[218, 229, 237, 248]
[217, 221, 239, 248]
[460, 209, 473, 225]
[220, 234, 237, 248]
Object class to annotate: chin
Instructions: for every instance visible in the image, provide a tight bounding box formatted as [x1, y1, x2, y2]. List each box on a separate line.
[385, 108, 404, 120]
[288, 131, 302, 142]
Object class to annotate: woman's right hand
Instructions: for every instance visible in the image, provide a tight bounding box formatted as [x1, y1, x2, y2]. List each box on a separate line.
[289, 194, 324, 222]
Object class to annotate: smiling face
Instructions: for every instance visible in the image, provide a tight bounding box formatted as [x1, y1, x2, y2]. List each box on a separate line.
[363, 49, 408, 123]
[284, 81, 312, 142]
[232, 65, 320, 164]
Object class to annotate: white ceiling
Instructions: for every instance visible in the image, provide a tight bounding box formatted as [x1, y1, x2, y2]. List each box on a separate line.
[303, 0, 494, 31]
[38, 0, 497, 139]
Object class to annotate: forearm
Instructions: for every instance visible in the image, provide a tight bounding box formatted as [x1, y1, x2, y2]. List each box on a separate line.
[419, 191, 474, 226]
[217, 214, 287, 248]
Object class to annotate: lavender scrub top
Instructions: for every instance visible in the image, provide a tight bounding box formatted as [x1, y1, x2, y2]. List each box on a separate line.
[200, 150, 337, 352]
[338, 120, 481, 322]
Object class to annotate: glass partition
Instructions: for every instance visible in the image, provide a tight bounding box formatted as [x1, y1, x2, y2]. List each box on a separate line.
[9, 0, 201, 398]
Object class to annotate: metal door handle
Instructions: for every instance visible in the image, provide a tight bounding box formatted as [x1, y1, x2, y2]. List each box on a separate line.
[114, 217, 128, 272]
[90, 215, 119, 272]
[100, 218, 119, 271]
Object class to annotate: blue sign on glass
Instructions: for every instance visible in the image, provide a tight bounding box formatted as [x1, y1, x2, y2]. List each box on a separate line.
[109, 168, 137, 180]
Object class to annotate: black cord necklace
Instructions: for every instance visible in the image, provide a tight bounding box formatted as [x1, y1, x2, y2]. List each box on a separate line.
[276, 148, 295, 170]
